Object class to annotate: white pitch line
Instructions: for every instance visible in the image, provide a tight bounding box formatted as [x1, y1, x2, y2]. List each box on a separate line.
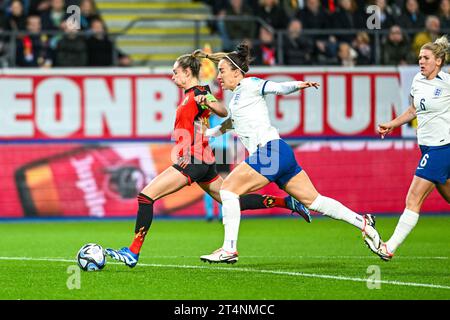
[1, 256, 449, 291]
[122, 255, 449, 260]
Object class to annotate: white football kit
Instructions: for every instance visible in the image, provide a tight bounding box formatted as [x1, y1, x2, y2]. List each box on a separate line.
[410, 71, 450, 146]
[227, 77, 300, 154]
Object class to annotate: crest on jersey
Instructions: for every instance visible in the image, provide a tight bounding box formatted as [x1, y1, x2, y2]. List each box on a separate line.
[182, 96, 189, 106]
[434, 88, 442, 97]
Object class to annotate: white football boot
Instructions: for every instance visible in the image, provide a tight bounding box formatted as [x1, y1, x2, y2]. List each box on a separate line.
[377, 243, 394, 261]
[362, 214, 382, 254]
[200, 248, 238, 264]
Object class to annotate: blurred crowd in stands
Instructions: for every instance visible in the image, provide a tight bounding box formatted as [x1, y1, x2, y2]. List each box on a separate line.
[0, 0, 131, 67]
[1, 0, 449, 67]
[198, 0, 450, 66]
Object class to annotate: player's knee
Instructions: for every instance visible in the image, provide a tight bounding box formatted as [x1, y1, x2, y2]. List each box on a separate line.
[220, 178, 240, 194]
[220, 178, 232, 191]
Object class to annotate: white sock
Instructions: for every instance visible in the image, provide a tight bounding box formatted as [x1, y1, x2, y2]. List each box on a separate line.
[220, 190, 241, 252]
[309, 194, 366, 231]
[386, 209, 419, 253]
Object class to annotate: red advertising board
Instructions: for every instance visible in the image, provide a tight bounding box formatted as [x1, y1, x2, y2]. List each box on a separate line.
[0, 68, 406, 140]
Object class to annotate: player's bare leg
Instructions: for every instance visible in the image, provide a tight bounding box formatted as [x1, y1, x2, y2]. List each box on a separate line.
[379, 176, 436, 261]
[283, 170, 381, 253]
[141, 166, 190, 200]
[199, 176, 224, 203]
[105, 167, 189, 267]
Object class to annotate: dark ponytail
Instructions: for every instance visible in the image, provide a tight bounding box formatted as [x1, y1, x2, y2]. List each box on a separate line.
[226, 42, 252, 74]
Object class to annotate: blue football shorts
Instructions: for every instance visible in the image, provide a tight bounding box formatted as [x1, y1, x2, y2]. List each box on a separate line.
[415, 143, 450, 185]
[245, 139, 302, 188]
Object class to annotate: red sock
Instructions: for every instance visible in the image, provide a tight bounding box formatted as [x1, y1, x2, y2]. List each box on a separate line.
[129, 227, 147, 254]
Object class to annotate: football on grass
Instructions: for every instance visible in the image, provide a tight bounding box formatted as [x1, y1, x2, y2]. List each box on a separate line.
[77, 243, 106, 271]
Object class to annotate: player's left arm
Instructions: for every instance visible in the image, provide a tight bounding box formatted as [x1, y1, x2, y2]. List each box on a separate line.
[261, 80, 320, 95]
[195, 93, 228, 117]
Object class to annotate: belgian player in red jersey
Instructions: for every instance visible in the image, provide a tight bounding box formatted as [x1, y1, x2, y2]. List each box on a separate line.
[105, 53, 311, 267]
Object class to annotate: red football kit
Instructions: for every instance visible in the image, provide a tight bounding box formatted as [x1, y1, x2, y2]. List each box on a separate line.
[173, 85, 215, 164]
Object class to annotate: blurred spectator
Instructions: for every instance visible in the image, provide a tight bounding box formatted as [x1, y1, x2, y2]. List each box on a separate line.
[371, 0, 396, 30]
[0, 1, 7, 64]
[321, 0, 338, 14]
[195, 0, 227, 14]
[352, 31, 371, 65]
[29, 0, 51, 15]
[334, 42, 357, 66]
[397, 0, 426, 31]
[223, 0, 257, 51]
[295, 0, 334, 63]
[439, 0, 450, 29]
[86, 18, 113, 66]
[197, 0, 228, 35]
[331, 0, 365, 43]
[41, 0, 66, 31]
[5, 0, 27, 31]
[314, 34, 338, 64]
[16, 14, 52, 67]
[244, 0, 259, 10]
[411, 15, 441, 56]
[117, 48, 132, 67]
[295, 0, 330, 30]
[255, 0, 289, 30]
[282, 19, 314, 65]
[382, 25, 415, 65]
[0, 1, 6, 26]
[386, 0, 403, 17]
[252, 25, 276, 65]
[53, 19, 87, 66]
[280, 0, 302, 18]
[80, 0, 100, 30]
[418, 0, 441, 15]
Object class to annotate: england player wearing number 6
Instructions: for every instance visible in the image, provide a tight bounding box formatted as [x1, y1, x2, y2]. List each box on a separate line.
[193, 43, 382, 264]
[376, 36, 450, 261]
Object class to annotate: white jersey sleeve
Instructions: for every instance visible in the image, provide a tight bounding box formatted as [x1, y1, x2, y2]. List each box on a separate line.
[261, 80, 300, 95]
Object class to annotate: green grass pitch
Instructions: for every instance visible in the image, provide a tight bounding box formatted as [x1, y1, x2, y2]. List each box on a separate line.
[0, 216, 449, 300]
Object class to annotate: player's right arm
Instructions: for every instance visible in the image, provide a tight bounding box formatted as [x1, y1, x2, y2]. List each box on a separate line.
[377, 102, 417, 139]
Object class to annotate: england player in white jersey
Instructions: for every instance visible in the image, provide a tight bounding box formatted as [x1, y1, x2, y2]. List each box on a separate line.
[375, 36, 450, 261]
[192, 44, 382, 264]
